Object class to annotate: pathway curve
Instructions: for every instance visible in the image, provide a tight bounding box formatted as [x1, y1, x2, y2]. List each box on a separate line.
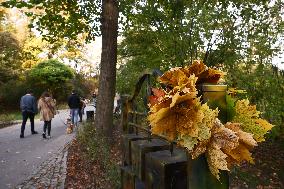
[0, 106, 95, 189]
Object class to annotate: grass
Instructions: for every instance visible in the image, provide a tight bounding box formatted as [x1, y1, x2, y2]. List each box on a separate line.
[0, 111, 40, 129]
[77, 122, 121, 189]
[0, 112, 22, 122]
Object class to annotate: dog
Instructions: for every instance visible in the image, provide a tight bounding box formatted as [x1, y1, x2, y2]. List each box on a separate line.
[66, 118, 74, 134]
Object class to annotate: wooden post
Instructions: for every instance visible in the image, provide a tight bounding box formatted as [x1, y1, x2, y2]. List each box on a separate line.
[187, 84, 229, 189]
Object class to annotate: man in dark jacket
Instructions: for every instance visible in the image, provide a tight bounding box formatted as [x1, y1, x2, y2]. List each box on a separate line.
[68, 90, 80, 126]
[20, 89, 38, 138]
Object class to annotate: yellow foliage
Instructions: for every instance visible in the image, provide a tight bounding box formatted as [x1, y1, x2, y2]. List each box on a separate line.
[233, 99, 274, 142]
[148, 63, 271, 180]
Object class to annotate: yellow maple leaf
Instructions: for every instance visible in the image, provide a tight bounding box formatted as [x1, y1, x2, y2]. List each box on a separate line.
[177, 134, 198, 151]
[225, 143, 254, 164]
[206, 143, 229, 180]
[233, 99, 274, 142]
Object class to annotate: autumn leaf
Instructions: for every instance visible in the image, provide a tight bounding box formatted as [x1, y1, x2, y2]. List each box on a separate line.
[197, 68, 225, 84]
[225, 122, 257, 148]
[191, 139, 209, 159]
[148, 88, 166, 107]
[225, 143, 255, 165]
[159, 68, 188, 87]
[183, 60, 206, 77]
[152, 88, 166, 98]
[206, 143, 229, 180]
[233, 99, 274, 142]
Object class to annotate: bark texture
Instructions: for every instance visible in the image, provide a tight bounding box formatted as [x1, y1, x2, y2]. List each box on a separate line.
[95, 0, 118, 133]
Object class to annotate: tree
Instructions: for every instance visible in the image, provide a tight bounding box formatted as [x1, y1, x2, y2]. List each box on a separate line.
[28, 59, 74, 92]
[95, 0, 118, 132]
[0, 31, 21, 83]
[116, 0, 284, 136]
[3, 0, 120, 133]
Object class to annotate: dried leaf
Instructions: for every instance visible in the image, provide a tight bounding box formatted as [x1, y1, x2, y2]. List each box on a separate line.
[191, 139, 209, 159]
[177, 134, 198, 151]
[225, 122, 257, 147]
[197, 68, 225, 84]
[226, 143, 254, 164]
[183, 60, 206, 77]
[206, 143, 229, 180]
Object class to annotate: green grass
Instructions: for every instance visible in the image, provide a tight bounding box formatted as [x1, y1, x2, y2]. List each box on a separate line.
[0, 112, 22, 122]
[77, 122, 120, 188]
[0, 111, 40, 123]
[57, 103, 69, 110]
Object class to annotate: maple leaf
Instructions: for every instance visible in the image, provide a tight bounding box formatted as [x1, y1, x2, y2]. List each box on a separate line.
[159, 68, 188, 87]
[225, 122, 257, 148]
[150, 111, 177, 141]
[183, 60, 206, 77]
[233, 99, 274, 142]
[197, 68, 225, 84]
[152, 88, 166, 97]
[205, 119, 256, 178]
[191, 139, 209, 159]
[206, 143, 229, 180]
[177, 134, 198, 151]
[148, 88, 166, 107]
[211, 126, 239, 152]
[225, 143, 254, 165]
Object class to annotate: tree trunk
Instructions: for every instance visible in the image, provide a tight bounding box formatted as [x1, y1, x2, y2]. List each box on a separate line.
[95, 0, 118, 134]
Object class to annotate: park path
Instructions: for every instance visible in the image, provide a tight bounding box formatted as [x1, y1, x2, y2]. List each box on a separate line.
[0, 105, 94, 189]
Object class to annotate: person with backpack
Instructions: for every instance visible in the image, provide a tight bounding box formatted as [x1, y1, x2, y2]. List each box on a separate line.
[38, 91, 56, 139]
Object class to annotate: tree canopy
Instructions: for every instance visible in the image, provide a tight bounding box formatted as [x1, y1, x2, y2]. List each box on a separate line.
[28, 59, 74, 90]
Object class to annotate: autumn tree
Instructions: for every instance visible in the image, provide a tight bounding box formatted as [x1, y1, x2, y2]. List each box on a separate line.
[2, 0, 120, 132]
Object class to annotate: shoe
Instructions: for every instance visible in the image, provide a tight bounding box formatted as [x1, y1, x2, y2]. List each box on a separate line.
[47, 135, 51, 139]
[20, 134, 24, 138]
[32, 131, 38, 135]
[42, 133, 46, 139]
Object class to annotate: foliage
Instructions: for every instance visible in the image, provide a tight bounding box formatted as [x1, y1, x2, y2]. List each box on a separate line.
[0, 79, 29, 109]
[148, 62, 273, 179]
[233, 99, 274, 142]
[2, 0, 102, 43]
[116, 0, 284, 137]
[28, 59, 74, 91]
[77, 122, 120, 188]
[226, 63, 284, 137]
[0, 31, 21, 83]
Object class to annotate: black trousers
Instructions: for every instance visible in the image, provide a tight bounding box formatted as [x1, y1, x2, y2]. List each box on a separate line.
[21, 111, 35, 134]
[43, 121, 51, 135]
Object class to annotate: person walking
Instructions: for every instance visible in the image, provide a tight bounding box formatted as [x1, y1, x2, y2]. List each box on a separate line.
[68, 90, 80, 126]
[20, 89, 38, 138]
[38, 91, 56, 139]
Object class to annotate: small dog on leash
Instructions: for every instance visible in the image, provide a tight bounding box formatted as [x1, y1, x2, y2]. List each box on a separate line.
[66, 118, 74, 134]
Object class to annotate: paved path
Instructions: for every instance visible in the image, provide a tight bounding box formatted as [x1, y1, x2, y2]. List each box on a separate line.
[0, 105, 95, 189]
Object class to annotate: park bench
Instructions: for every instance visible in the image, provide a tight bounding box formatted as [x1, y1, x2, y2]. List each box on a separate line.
[120, 70, 229, 189]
